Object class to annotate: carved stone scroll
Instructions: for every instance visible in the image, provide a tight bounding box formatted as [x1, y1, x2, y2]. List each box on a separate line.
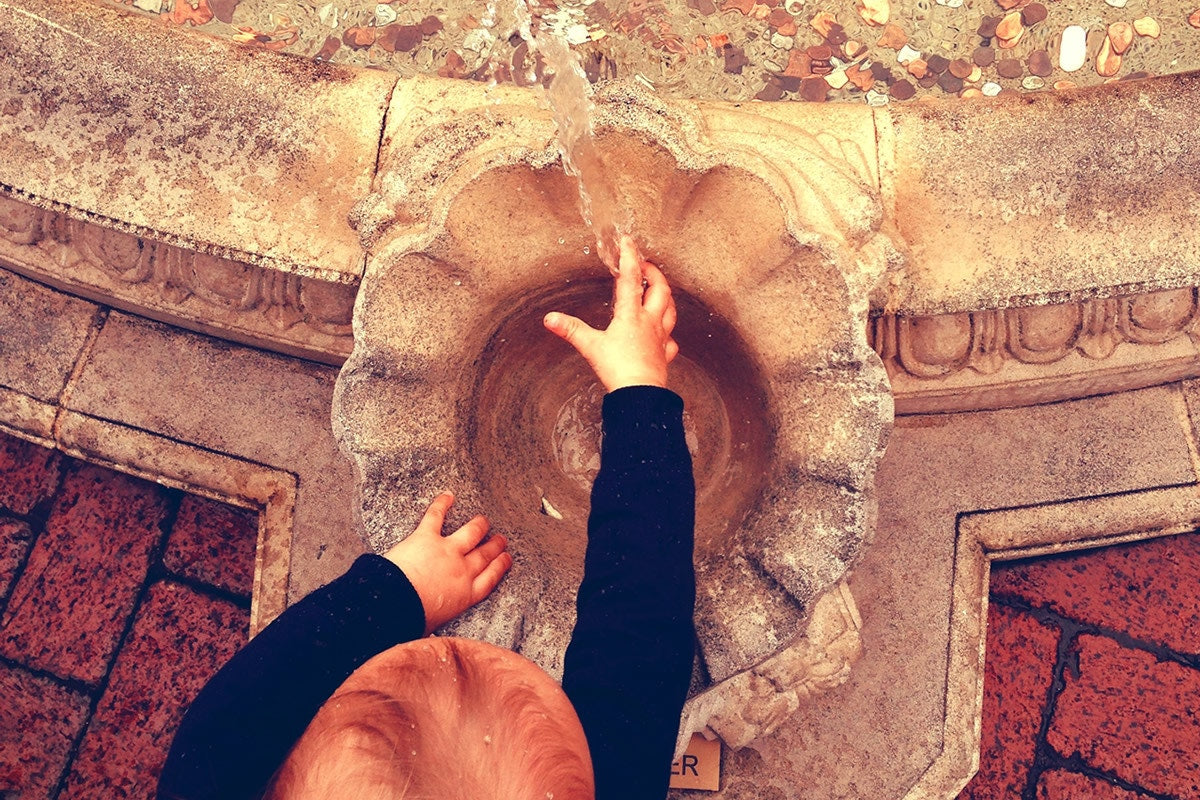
[872, 288, 1200, 414]
[0, 194, 354, 365]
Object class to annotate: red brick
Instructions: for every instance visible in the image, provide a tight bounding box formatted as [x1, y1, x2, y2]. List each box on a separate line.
[960, 603, 1061, 800]
[0, 663, 90, 799]
[0, 517, 32, 602]
[1037, 769, 1154, 799]
[0, 433, 62, 515]
[0, 463, 169, 683]
[992, 533, 1200, 655]
[1048, 634, 1200, 798]
[60, 581, 248, 799]
[164, 494, 257, 597]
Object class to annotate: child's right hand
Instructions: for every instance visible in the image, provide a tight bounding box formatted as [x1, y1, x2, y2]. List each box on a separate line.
[383, 493, 512, 635]
[543, 235, 679, 391]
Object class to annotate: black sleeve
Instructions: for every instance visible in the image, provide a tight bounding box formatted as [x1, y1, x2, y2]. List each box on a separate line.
[561, 386, 697, 800]
[157, 554, 427, 800]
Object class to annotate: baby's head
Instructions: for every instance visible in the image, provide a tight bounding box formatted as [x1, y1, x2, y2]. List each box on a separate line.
[266, 637, 594, 800]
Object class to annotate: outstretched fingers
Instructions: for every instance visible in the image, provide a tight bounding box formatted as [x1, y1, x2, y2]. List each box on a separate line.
[465, 533, 507, 574]
[416, 492, 455, 535]
[613, 236, 645, 317]
[661, 285, 677, 335]
[471, 549, 513, 603]
[544, 312, 600, 355]
[448, 515, 490, 553]
[642, 262, 672, 317]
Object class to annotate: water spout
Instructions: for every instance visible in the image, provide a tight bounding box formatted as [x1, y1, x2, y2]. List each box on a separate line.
[513, 0, 628, 272]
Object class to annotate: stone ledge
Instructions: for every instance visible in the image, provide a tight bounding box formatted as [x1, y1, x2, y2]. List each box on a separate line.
[873, 287, 1200, 414]
[0, 0, 396, 282]
[0, 196, 354, 365]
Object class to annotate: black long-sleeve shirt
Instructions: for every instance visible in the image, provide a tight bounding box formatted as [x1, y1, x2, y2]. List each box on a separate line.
[158, 385, 696, 800]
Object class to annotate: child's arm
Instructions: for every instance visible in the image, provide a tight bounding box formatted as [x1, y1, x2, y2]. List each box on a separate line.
[157, 495, 510, 800]
[547, 237, 697, 800]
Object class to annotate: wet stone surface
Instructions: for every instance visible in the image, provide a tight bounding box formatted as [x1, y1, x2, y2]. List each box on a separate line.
[98, 0, 1200, 104]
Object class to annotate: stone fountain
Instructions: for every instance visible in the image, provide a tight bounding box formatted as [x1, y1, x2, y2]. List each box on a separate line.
[2, 0, 1200, 795]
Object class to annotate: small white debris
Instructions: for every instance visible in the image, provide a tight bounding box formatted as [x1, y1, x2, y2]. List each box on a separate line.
[462, 28, 494, 53]
[981, 81, 1002, 96]
[374, 3, 396, 25]
[566, 23, 590, 45]
[824, 69, 849, 89]
[317, 3, 336, 27]
[540, 496, 564, 520]
[896, 44, 922, 64]
[865, 89, 890, 106]
[133, 0, 163, 12]
[770, 33, 794, 49]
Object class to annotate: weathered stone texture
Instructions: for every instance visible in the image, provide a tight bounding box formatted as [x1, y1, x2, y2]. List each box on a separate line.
[65, 312, 358, 600]
[885, 74, 1200, 316]
[336, 81, 893, 743]
[0, 0, 396, 281]
[0, 266, 99, 403]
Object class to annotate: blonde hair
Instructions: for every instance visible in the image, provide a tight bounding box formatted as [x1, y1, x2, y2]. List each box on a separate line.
[266, 637, 594, 800]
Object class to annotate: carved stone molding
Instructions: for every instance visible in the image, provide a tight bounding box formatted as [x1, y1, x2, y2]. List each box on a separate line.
[872, 288, 1200, 414]
[0, 194, 354, 364]
[679, 581, 863, 751]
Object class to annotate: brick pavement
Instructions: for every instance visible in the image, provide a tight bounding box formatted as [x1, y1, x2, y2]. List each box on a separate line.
[3, 424, 1199, 799]
[961, 533, 1200, 800]
[0, 431, 254, 799]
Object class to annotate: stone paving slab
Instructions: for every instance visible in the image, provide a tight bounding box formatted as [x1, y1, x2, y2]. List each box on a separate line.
[962, 603, 1060, 800]
[60, 581, 248, 799]
[0, 431, 252, 798]
[0, 269, 100, 405]
[0, 431, 64, 516]
[1035, 770, 1155, 799]
[1048, 634, 1200, 798]
[65, 311, 359, 602]
[0, 462, 169, 684]
[164, 494, 258, 598]
[992, 534, 1200, 657]
[0, 518, 31, 603]
[0, 663, 90, 799]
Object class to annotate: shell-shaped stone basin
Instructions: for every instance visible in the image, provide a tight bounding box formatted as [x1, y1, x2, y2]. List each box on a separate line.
[333, 84, 894, 715]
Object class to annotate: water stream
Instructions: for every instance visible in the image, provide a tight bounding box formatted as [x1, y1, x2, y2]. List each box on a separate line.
[512, 0, 629, 273]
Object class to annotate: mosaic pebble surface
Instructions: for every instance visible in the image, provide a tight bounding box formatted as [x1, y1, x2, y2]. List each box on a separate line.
[97, 0, 1200, 104]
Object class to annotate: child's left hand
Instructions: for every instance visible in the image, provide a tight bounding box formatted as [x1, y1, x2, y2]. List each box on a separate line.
[383, 492, 512, 635]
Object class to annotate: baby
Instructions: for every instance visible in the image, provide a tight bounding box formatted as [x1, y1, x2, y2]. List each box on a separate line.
[158, 236, 696, 800]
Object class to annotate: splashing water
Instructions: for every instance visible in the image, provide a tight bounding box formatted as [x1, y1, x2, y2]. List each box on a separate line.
[513, 0, 629, 273]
